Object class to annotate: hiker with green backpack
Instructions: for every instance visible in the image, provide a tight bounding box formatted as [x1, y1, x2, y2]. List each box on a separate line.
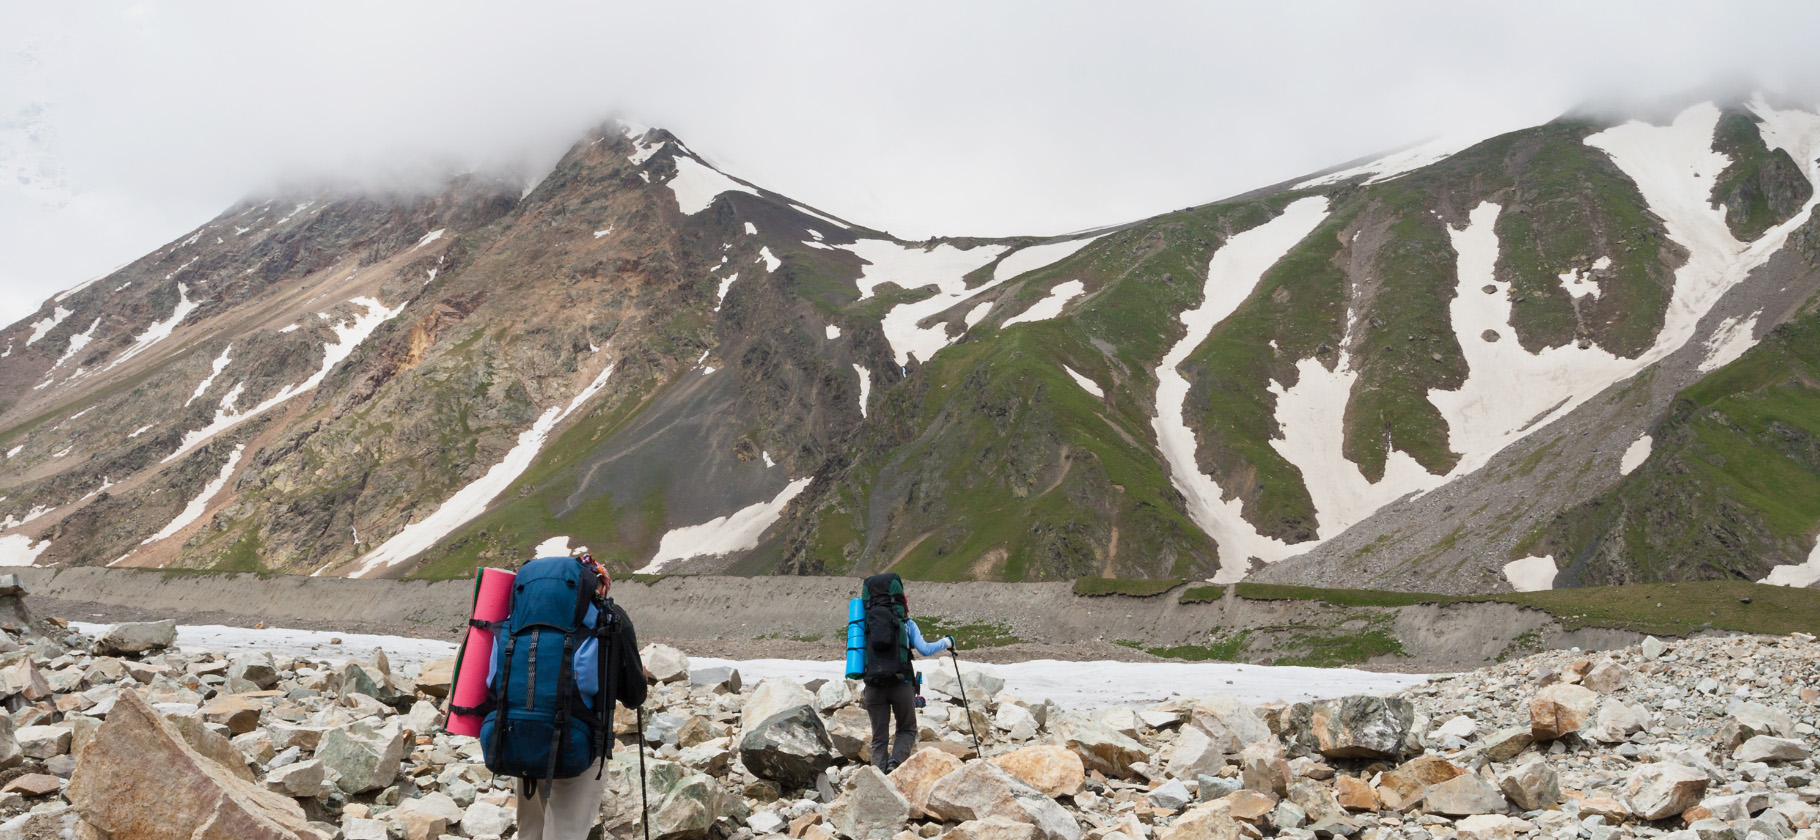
[849, 573, 955, 771]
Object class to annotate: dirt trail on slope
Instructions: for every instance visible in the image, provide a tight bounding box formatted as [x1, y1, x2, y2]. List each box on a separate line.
[16, 567, 1658, 673]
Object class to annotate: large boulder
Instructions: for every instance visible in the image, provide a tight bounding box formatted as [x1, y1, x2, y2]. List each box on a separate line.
[991, 745, 1086, 798]
[1624, 763, 1710, 821]
[67, 688, 330, 840]
[95, 620, 177, 655]
[316, 720, 407, 793]
[828, 765, 912, 840]
[1191, 695, 1272, 748]
[414, 657, 456, 699]
[642, 644, 690, 684]
[928, 665, 1006, 708]
[1163, 724, 1226, 781]
[1529, 684, 1598, 740]
[227, 651, 280, 691]
[1719, 702, 1794, 747]
[1422, 775, 1509, 816]
[925, 761, 1082, 840]
[1052, 714, 1148, 778]
[1734, 736, 1810, 763]
[950, 817, 1044, 840]
[602, 755, 729, 840]
[738, 705, 837, 790]
[1306, 696, 1414, 760]
[742, 679, 818, 733]
[1498, 756, 1561, 811]
[890, 747, 964, 818]
[1585, 698, 1650, 744]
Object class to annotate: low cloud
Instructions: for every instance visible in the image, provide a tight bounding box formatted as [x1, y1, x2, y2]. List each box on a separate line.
[5, 0, 1819, 326]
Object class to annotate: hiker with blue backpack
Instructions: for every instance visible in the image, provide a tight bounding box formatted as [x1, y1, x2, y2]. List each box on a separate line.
[850, 573, 955, 772]
[467, 550, 648, 840]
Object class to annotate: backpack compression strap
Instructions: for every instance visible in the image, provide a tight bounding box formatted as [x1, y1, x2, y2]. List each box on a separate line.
[540, 564, 596, 793]
[593, 598, 620, 778]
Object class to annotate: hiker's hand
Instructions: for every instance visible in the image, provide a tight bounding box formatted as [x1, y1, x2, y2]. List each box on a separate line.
[944, 637, 958, 656]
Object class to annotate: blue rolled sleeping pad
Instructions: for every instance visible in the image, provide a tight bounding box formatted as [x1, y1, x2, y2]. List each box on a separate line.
[845, 596, 866, 679]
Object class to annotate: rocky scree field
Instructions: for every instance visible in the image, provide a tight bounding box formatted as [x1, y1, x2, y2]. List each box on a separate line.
[0, 574, 1812, 840]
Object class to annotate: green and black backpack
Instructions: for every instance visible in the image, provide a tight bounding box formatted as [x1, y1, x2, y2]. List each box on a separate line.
[861, 572, 913, 686]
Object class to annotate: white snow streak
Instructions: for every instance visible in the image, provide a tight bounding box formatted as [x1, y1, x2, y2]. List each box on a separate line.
[128, 425, 153, 440]
[278, 324, 300, 334]
[1619, 435, 1653, 476]
[532, 536, 574, 558]
[964, 302, 994, 328]
[411, 229, 445, 250]
[1065, 366, 1104, 398]
[854, 365, 871, 418]
[349, 360, 618, 577]
[1698, 313, 1760, 372]
[639, 477, 813, 574]
[758, 248, 780, 272]
[1502, 555, 1557, 592]
[24, 306, 71, 346]
[1152, 196, 1331, 578]
[140, 445, 244, 546]
[1001, 279, 1086, 328]
[1762, 541, 1820, 588]
[825, 325, 841, 340]
[0, 535, 50, 567]
[186, 345, 233, 406]
[1296, 135, 1481, 189]
[4, 446, 20, 459]
[667, 156, 758, 215]
[41, 318, 101, 381]
[593, 228, 613, 239]
[628, 138, 667, 166]
[164, 297, 405, 464]
[762, 451, 776, 469]
[792, 204, 850, 230]
[714, 273, 740, 310]
[106, 283, 200, 371]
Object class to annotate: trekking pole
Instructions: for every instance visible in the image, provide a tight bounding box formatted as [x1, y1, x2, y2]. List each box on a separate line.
[637, 705, 651, 840]
[950, 648, 985, 758]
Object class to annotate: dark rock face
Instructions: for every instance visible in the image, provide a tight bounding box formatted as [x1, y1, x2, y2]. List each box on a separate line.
[737, 704, 837, 790]
[1305, 695, 1414, 760]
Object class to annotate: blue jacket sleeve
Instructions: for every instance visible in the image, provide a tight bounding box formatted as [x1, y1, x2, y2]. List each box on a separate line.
[905, 619, 952, 657]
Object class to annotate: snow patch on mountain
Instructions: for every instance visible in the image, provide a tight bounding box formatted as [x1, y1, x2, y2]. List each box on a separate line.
[1698, 313, 1760, 372]
[165, 297, 404, 464]
[40, 318, 100, 382]
[1762, 544, 1820, 588]
[0, 534, 50, 567]
[639, 477, 812, 574]
[993, 236, 1101, 283]
[348, 360, 617, 577]
[667, 155, 758, 214]
[1502, 555, 1557, 592]
[105, 283, 200, 371]
[1153, 196, 1330, 578]
[140, 444, 244, 547]
[186, 345, 233, 406]
[411, 229, 445, 250]
[825, 324, 840, 340]
[759, 248, 779, 272]
[715, 273, 739, 310]
[1295, 135, 1479, 189]
[1002, 280, 1086, 328]
[1065, 366, 1103, 398]
[853, 365, 871, 418]
[848, 240, 1008, 366]
[24, 306, 71, 346]
[1619, 434, 1653, 476]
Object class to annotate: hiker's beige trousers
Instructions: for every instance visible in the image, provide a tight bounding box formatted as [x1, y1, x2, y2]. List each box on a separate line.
[514, 758, 605, 840]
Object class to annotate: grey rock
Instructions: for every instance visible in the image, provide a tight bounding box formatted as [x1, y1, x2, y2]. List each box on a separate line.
[315, 721, 406, 793]
[1422, 774, 1509, 816]
[1149, 779, 1193, 810]
[738, 705, 837, 790]
[95, 620, 176, 656]
[828, 765, 911, 840]
[1732, 736, 1809, 763]
[1498, 756, 1561, 811]
[1624, 762, 1709, 821]
[1306, 695, 1414, 759]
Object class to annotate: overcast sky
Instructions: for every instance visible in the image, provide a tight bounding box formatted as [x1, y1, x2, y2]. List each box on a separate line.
[4, 1, 1819, 328]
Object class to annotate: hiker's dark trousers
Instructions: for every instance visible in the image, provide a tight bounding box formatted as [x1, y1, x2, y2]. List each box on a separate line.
[864, 680, 916, 770]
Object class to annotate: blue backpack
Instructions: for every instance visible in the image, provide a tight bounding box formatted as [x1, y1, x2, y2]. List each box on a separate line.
[479, 556, 620, 796]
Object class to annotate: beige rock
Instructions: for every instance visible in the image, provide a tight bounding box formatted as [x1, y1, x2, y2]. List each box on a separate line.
[828, 766, 911, 840]
[1376, 755, 1464, 812]
[415, 657, 456, 698]
[1159, 803, 1244, 840]
[1335, 776, 1378, 812]
[1498, 756, 1561, 811]
[1582, 659, 1629, 694]
[741, 679, 817, 733]
[948, 816, 1042, 840]
[203, 694, 264, 736]
[1223, 789, 1279, 822]
[1, 773, 60, 797]
[925, 761, 1081, 840]
[1457, 814, 1529, 840]
[397, 811, 447, 840]
[889, 747, 964, 818]
[1163, 724, 1226, 782]
[67, 688, 329, 840]
[1054, 715, 1148, 778]
[1624, 762, 1709, 821]
[1530, 683, 1598, 740]
[1422, 775, 1508, 817]
[1579, 795, 1631, 822]
[991, 745, 1086, 798]
[162, 713, 257, 781]
[1237, 742, 1291, 798]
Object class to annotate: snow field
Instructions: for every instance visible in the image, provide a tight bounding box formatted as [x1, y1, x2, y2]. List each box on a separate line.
[0, 535, 50, 567]
[1151, 196, 1331, 578]
[186, 345, 233, 406]
[1501, 555, 1558, 592]
[165, 297, 404, 464]
[1001, 280, 1086, 328]
[139, 445, 245, 547]
[105, 283, 200, 372]
[964, 302, 993, 328]
[667, 155, 759, 215]
[349, 360, 618, 578]
[1619, 435, 1653, 476]
[1064, 366, 1104, 398]
[639, 477, 813, 574]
